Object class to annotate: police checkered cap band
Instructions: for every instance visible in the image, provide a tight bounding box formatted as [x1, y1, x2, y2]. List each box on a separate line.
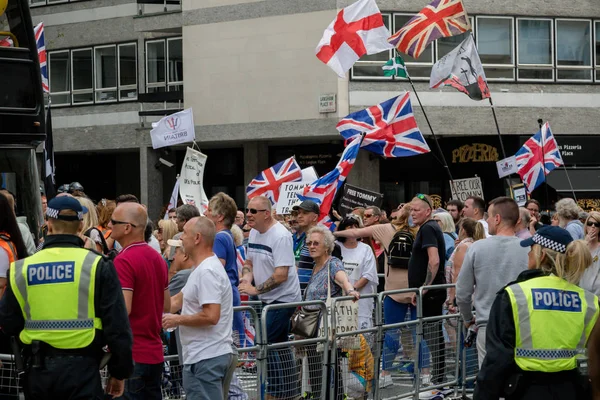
[532, 233, 567, 253]
[46, 207, 83, 221]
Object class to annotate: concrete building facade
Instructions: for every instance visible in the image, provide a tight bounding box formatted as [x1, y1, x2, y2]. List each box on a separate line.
[38, 0, 600, 217]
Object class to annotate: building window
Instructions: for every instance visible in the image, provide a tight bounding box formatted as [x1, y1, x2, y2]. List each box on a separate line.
[30, 0, 80, 6]
[351, 14, 393, 79]
[72, 48, 94, 104]
[393, 14, 433, 79]
[119, 44, 138, 100]
[596, 21, 600, 81]
[476, 16, 514, 80]
[48, 42, 138, 107]
[48, 50, 70, 106]
[146, 37, 183, 92]
[517, 18, 553, 81]
[167, 38, 183, 91]
[556, 19, 592, 81]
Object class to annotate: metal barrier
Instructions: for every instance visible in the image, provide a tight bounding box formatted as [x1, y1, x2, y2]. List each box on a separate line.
[260, 300, 329, 400]
[0, 285, 490, 400]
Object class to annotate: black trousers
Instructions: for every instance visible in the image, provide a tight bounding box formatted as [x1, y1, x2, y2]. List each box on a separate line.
[23, 355, 103, 400]
[422, 290, 446, 384]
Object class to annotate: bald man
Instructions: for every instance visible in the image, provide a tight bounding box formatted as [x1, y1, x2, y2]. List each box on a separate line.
[110, 203, 170, 399]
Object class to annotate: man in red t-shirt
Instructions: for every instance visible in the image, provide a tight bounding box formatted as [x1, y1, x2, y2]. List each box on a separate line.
[110, 202, 170, 400]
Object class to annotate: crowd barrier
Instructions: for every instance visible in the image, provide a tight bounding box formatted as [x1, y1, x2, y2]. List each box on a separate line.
[0, 287, 488, 400]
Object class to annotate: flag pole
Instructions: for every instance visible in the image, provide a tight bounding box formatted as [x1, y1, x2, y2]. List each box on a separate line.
[407, 76, 459, 198]
[537, 119, 550, 210]
[488, 97, 508, 161]
[540, 119, 577, 202]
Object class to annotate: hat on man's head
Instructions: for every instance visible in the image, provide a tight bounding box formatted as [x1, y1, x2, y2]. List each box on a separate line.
[292, 200, 320, 215]
[46, 196, 88, 221]
[520, 225, 573, 254]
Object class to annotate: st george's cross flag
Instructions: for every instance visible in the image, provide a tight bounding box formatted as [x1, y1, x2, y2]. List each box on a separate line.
[34, 22, 49, 93]
[246, 157, 302, 205]
[430, 35, 490, 101]
[388, 0, 471, 59]
[297, 136, 363, 227]
[336, 92, 430, 158]
[316, 0, 393, 78]
[515, 122, 564, 193]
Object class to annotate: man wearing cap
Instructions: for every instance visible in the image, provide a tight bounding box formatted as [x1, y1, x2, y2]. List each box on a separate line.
[0, 196, 134, 399]
[476, 226, 599, 399]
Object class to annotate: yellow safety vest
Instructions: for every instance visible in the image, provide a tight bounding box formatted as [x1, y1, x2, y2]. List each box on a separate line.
[9, 247, 103, 349]
[506, 275, 599, 372]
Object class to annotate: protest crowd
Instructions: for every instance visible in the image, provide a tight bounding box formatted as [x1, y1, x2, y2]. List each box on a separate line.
[3, 181, 600, 400]
[2, 0, 600, 398]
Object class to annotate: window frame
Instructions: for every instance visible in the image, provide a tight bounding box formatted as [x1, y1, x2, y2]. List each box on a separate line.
[515, 17, 555, 82]
[118, 43, 138, 101]
[595, 20, 600, 82]
[555, 18, 593, 83]
[47, 41, 138, 107]
[474, 15, 515, 81]
[145, 39, 167, 93]
[166, 37, 184, 91]
[94, 44, 118, 104]
[70, 47, 94, 105]
[48, 50, 71, 107]
[30, 0, 80, 7]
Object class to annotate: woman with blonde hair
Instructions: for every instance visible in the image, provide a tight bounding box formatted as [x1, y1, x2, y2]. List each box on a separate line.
[157, 219, 178, 255]
[432, 211, 457, 261]
[476, 226, 597, 399]
[75, 196, 108, 253]
[579, 211, 600, 295]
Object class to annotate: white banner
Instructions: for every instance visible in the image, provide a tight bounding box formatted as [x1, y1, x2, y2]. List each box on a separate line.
[276, 182, 310, 215]
[150, 108, 195, 149]
[496, 155, 518, 178]
[450, 177, 484, 202]
[301, 167, 319, 183]
[179, 147, 208, 214]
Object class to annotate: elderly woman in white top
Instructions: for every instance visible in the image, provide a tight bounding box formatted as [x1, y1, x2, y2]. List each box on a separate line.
[579, 211, 600, 295]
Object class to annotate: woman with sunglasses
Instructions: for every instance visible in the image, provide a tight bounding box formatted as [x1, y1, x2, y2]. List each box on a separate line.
[579, 211, 600, 295]
[301, 225, 358, 399]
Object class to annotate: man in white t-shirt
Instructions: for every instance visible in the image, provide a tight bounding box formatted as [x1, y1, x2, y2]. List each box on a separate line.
[463, 196, 490, 237]
[163, 217, 234, 400]
[239, 196, 301, 399]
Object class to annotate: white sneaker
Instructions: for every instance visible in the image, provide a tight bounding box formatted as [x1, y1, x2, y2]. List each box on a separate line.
[421, 373, 431, 385]
[378, 374, 393, 388]
[418, 388, 453, 400]
[418, 389, 446, 400]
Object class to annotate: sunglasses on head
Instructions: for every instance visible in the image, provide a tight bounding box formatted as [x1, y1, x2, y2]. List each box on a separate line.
[246, 208, 267, 214]
[587, 221, 600, 228]
[416, 193, 432, 209]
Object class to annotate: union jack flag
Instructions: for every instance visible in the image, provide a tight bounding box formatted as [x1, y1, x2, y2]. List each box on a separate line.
[388, 0, 471, 59]
[297, 135, 363, 227]
[515, 122, 564, 193]
[0, 37, 14, 47]
[336, 92, 430, 158]
[34, 22, 49, 93]
[246, 156, 302, 204]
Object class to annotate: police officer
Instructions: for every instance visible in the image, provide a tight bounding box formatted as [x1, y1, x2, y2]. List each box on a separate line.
[0, 196, 134, 399]
[475, 226, 599, 399]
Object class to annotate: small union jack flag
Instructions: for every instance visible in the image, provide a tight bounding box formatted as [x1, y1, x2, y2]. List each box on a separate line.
[246, 156, 302, 204]
[515, 122, 564, 193]
[336, 92, 430, 158]
[34, 22, 49, 93]
[297, 136, 363, 227]
[388, 0, 471, 59]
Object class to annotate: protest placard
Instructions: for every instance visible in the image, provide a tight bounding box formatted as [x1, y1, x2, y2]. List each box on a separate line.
[496, 155, 518, 178]
[450, 177, 484, 202]
[275, 181, 310, 215]
[179, 147, 209, 214]
[339, 184, 383, 217]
